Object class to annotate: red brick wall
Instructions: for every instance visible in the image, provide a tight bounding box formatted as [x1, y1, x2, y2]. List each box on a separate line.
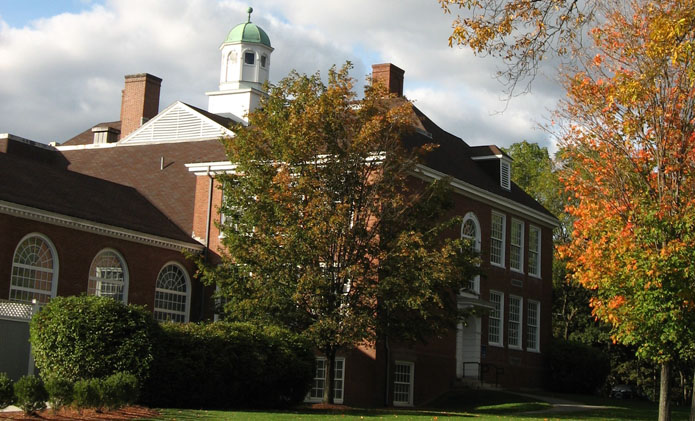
[0, 213, 208, 321]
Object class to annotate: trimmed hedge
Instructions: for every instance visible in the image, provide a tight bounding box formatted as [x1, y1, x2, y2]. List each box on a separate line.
[546, 338, 610, 393]
[44, 375, 74, 409]
[30, 296, 157, 382]
[141, 322, 314, 409]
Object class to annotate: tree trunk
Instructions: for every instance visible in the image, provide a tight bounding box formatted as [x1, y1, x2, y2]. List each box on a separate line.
[322, 349, 336, 404]
[659, 361, 671, 421]
[689, 368, 695, 421]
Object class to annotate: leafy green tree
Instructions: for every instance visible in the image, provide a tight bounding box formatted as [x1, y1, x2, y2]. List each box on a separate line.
[198, 63, 479, 403]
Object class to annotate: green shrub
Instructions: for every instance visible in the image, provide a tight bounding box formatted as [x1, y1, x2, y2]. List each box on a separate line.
[44, 375, 73, 409]
[13, 375, 47, 414]
[141, 322, 314, 409]
[546, 338, 610, 393]
[73, 378, 102, 411]
[30, 295, 156, 382]
[100, 372, 138, 410]
[0, 372, 13, 409]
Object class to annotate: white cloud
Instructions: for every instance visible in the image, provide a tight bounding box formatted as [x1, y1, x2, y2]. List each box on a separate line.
[0, 0, 561, 149]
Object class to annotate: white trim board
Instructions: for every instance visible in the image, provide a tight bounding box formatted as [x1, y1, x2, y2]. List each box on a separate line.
[0, 200, 203, 253]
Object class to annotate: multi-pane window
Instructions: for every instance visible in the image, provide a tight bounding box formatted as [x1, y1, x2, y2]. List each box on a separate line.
[488, 291, 504, 346]
[528, 225, 541, 277]
[508, 295, 522, 349]
[307, 358, 345, 403]
[154, 263, 190, 323]
[10, 234, 58, 305]
[490, 212, 506, 267]
[88, 249, 128, 303]
[527, 300, 540, 351]
[461, 213, 481, 294]
[393, 361, 414, 406]
[510, 219, 524, 272]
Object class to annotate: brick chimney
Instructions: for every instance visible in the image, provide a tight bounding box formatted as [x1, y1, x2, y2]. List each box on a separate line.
[119, 73, 162, 139]
[371, 63, 405, 97]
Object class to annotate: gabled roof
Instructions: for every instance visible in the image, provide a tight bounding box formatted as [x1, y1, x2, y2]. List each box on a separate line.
[60, 121, 121, 146]
[0, 152, 201, 249]
[120, 101, 235, 144]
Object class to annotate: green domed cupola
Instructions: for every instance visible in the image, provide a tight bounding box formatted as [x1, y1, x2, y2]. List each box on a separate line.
[207, 7, 274, 123]
[224, 7, 271, 47]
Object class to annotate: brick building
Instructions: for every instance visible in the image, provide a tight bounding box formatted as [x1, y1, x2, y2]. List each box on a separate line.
[0, 10, 556, 407]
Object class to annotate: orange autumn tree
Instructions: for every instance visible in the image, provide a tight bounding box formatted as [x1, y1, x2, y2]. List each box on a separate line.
[557, 2, 695, 420]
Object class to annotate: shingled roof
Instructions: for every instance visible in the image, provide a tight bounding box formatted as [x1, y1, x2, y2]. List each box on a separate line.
[402, 103, 556, 220]
[0, 152, 200, 246]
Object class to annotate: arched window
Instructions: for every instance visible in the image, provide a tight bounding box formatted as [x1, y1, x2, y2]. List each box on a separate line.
[88, 249, 128, 303]
[10, 233, 59, 304]
[154, 262, 191, 323]
[461, 212, 481, 252]
[461, 212, 481, 294]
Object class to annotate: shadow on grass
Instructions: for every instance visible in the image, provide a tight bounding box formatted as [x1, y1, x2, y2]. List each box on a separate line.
[157, 407, 476, 420]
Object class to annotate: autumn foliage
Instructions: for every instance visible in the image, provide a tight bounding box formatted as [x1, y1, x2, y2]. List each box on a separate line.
[557, 0, 695, 368]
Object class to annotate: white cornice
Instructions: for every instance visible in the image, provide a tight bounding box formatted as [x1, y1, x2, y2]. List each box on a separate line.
[184, 158, 558, 228]
[0, 200, 203, 253]
[412, 165, 558, 228]
[56, 137, 221, 151]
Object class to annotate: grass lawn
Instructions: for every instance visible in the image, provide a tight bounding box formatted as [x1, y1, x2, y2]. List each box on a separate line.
[152, 390, 692, 421]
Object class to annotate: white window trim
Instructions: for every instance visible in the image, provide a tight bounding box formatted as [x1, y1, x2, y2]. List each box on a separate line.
[154, 261, 191, 323]
[305, 357, 346, 404]
[88, 248, 129, 304]
[510, 218, 524, 274]
[527, 300, 541, 352]
[9, 232, 60, 304]
[488, 290, 504, 347]
[490, 211, 506, 268]
[393, 361, 415, 407]
[528, 225, 542, 278]
[460, 212, 481, 295]
[508, 295, 523, 350]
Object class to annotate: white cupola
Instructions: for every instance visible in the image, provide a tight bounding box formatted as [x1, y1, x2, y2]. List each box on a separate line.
[206, 7, 273, 123]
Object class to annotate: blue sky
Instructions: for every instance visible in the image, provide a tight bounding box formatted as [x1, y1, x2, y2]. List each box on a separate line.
[0, 1, 102, 26]
[0, 0, 561, 150]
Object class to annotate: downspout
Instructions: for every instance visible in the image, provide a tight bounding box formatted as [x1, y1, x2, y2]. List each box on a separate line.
[384, 334, 391, 407]
[200, 171, 214, 320]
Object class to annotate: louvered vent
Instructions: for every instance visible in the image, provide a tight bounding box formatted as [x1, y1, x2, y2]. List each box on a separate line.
[500, 160, 511, 190]
[123, 102, 229, 143]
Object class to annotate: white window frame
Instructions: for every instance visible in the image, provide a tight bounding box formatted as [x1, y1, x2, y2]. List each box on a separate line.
[528, 225, 541, 278]
[154, 262, 191, 323]
[9, 233, 59, 305]
[305, 357, 345, 404]
[510, 218, 524, 273]
[393, 361, 415, 407]
[87, 248, 129, 304]
[527, 300, 540, 352]
[508, 295, 523, 349]
[490, 211, 506, 267]
[488, 290, 504, 347]
[460, 212, 481, 295]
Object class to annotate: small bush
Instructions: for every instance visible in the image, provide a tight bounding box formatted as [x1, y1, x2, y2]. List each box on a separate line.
[30, 296, 156, 383]
[13, 375, 47, 414]
[0, 372, 13, 409]
[101, 372, 138, 410]
[73, 378, 102, 411]
[44, 376, 73, 409]
[546, 338, 610, 393]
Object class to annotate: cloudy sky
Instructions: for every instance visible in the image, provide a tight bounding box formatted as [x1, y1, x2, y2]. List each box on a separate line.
[0, 0, 562, 150]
